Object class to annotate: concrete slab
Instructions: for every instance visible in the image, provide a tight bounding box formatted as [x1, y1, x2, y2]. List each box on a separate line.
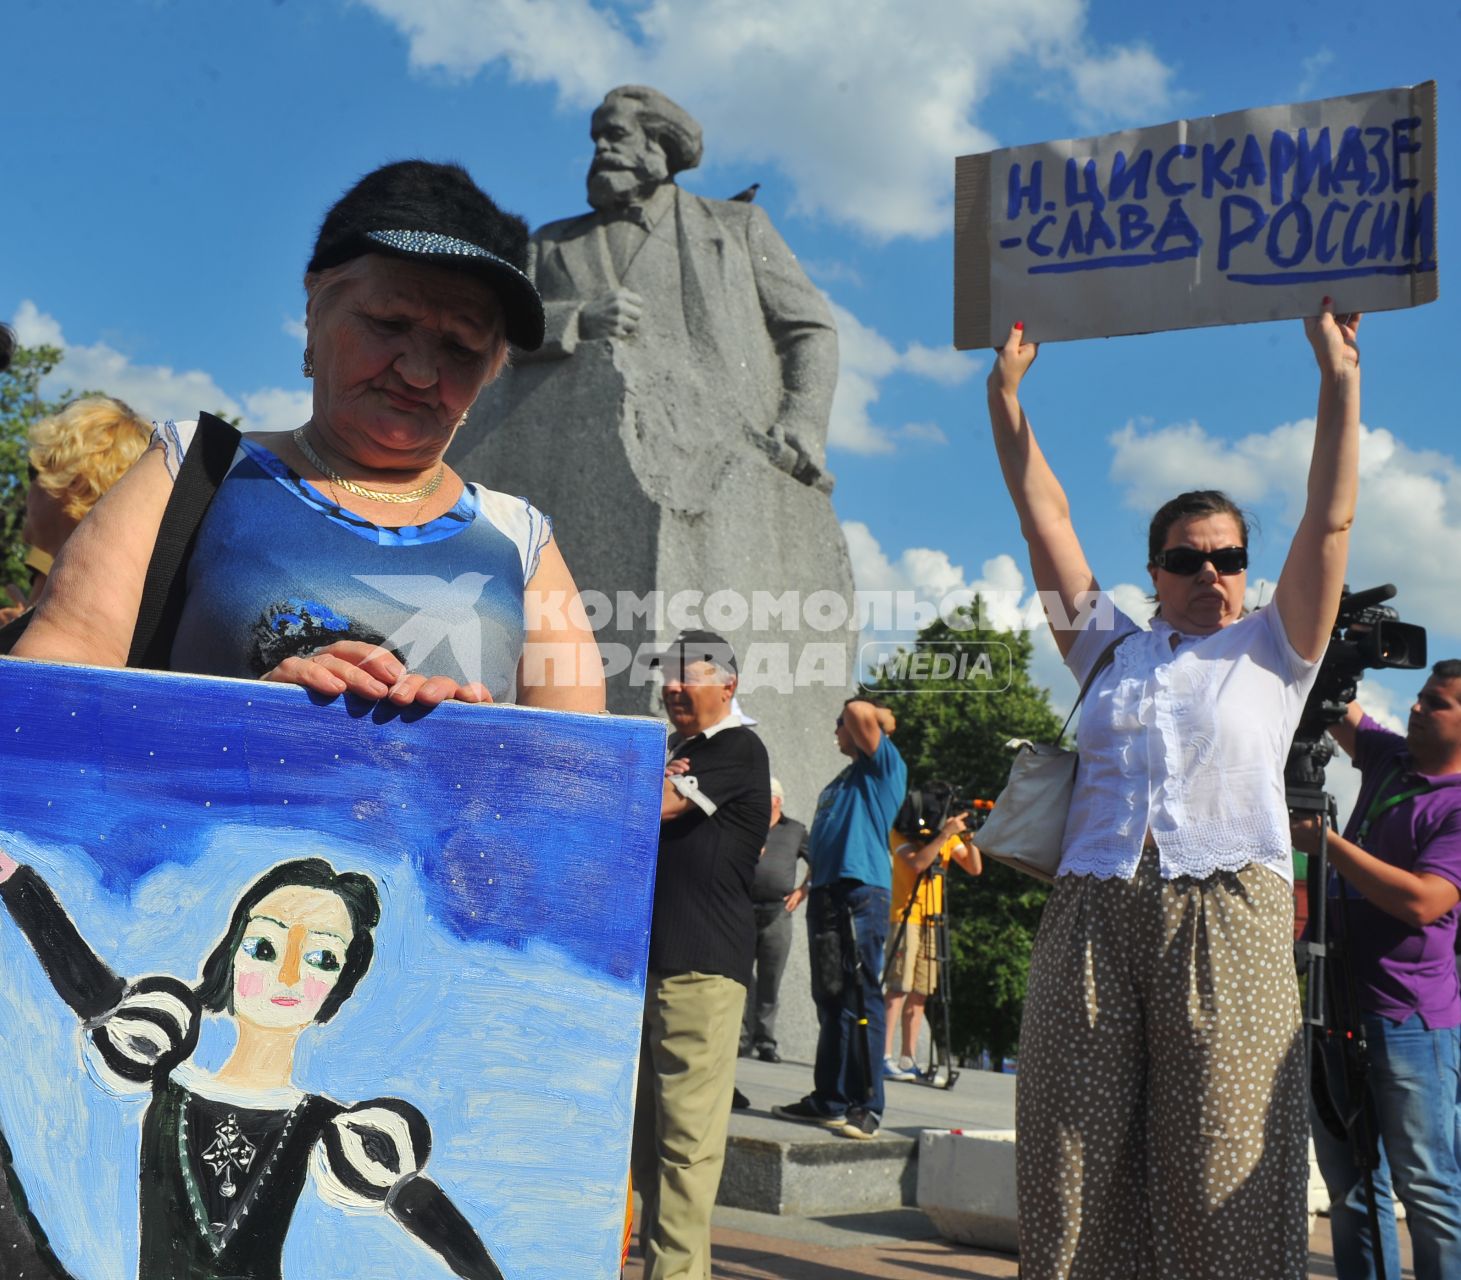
[723, 1055, 1018, 1216]
[917, 1129, 1018, 1252]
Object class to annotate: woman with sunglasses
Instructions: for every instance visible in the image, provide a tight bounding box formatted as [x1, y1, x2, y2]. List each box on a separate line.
[986, 303, 1362, 1280]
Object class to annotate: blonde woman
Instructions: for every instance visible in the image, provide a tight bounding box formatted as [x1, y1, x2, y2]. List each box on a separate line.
[1, 396, 151, 621]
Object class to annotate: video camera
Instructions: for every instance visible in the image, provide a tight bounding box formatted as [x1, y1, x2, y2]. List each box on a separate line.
[1285, 583, 1427, 802]
[893, 780, 993, 841]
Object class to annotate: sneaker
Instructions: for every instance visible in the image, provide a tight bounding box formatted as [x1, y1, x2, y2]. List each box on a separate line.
[772, 1098, 846, 1129]
[731, 1087, 751, 1110]
[839, 1106, 880, 1140]
[883, 1056, 918, 1082]
[756, 1045, 782, 1064]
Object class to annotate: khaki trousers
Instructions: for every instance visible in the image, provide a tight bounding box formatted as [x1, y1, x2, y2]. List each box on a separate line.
[632, 970, 746, 1280]
[1015, 853, 1309, 1280]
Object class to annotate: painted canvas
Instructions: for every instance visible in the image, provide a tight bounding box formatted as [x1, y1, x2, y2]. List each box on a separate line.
[0, 657, 665, 1280]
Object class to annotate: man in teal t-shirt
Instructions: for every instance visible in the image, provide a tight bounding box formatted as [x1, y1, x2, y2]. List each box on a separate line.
[773, 698, 906, 1139]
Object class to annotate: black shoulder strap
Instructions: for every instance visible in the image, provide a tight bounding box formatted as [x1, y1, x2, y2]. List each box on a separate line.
[126, 413, 241, 670]
[0, 607, 33, 656]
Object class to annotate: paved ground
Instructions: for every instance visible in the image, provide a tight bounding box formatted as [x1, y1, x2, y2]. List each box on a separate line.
[626, 1211, 1412, 1278]
[623, 1056, 1417, 1278]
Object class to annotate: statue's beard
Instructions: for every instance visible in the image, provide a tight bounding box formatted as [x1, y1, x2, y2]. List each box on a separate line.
[588, 164, 650, 211]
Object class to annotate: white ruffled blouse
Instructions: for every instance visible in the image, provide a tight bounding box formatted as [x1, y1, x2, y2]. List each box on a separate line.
[1060, 597, 1321, 884]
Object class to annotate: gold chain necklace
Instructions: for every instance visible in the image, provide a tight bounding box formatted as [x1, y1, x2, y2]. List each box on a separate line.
[293, 427, 445, 504]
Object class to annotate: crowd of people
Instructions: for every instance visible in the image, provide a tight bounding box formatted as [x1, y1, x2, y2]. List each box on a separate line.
[2, 146, 1457, 1280]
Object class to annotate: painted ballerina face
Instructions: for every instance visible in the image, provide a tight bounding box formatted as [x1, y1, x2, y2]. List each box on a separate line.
[232, 885, 354, 1030]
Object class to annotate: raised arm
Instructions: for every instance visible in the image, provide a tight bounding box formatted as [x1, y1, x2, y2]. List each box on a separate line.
[0, 848, 126, 1018]
[0, 849, 199, 1083]
[842, 698, 894, 758]
[985, 324, 1099, 659]
[1272, 304, 1363, 662]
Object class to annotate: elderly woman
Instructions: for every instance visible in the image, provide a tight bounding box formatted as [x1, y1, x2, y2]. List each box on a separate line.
[987, 305, 1362, 1279]
[11, 161, 601, 712]
[0, 396, 153, 625]
[0, 846, 504, 1278]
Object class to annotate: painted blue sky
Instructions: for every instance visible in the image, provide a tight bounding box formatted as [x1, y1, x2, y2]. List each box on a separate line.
[0, 659, 664, 1278]
[3, 0, 1457, 816]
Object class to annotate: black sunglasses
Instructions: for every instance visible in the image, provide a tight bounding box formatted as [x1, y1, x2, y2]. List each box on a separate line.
[1152, 545, 1248, 576]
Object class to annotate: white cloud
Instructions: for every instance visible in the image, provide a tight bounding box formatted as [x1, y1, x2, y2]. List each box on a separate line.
[1296, 48, 1335, 100]
[357, 0, 1177, 239]
[282, 313, 308, 342]
[240, 387, 315, 435]
[827, 301, 974, 455]
[11, 301, 64, 348]
[1109, 417, 1461, 641]
[1065, 43, 1177, 131]
[802, 259, 865, 289]
[899, 421, 948, 446]
[900, 343, 979, 388]
[10, 301, 306, 433]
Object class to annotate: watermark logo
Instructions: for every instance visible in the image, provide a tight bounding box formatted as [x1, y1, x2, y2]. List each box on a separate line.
[860, 641, 1012, 693]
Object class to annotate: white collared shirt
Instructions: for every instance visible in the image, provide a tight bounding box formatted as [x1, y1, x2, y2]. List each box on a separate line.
[1060, 597, 1321, 884]
[667, 709, 746, 816]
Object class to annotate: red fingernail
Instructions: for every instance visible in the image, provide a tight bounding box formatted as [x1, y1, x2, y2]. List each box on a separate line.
[1014, 321, 1024, 330]
[1322, 296, 1332, 307]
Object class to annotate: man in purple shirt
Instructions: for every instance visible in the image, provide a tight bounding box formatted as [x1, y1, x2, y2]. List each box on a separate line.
[1293, 659, 1461, 1280]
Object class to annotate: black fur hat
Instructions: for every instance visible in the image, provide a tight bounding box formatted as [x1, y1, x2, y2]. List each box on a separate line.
[308, 160, 544, 351]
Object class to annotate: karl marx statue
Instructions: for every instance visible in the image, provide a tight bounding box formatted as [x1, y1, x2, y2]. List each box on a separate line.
[524, 84, 839, 494]
[452, 86, 855, 832]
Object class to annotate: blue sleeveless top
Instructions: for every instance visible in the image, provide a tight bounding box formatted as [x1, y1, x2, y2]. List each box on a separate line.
[158, 422, 550, 703]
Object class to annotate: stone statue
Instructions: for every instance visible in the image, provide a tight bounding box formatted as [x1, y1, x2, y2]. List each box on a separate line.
[524, 84, 839, 498]
[453, 92, 857, 1032]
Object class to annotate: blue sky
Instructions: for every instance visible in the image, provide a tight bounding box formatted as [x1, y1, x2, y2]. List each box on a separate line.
[0, 658, 664, 1278]
[3, 0, 1457, 815]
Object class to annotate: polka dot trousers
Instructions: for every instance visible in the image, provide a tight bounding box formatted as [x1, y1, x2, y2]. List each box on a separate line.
[1015, 852, 1309, 1279]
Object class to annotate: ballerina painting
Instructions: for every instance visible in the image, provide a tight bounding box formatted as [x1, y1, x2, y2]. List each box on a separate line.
[0, 659, 664, 1279]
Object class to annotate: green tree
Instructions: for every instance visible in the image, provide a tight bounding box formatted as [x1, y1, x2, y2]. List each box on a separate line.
[0, 343, 71, 594]
[866, 605, 1065, 1069]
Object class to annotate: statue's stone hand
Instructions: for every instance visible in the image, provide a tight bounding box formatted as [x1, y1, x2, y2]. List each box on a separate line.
[580, 289, 644, 340]
[754, 425, 834, 494]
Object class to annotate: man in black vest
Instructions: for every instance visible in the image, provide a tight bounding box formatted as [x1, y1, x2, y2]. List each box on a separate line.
[631, 630, 770, 1280]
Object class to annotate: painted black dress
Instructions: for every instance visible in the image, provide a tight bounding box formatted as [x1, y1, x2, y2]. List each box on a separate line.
[0, 865, 504, 1280]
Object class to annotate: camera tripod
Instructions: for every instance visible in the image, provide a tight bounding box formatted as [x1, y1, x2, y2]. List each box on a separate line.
[881, 853, 961, 1090]
[1291, 781, 1389, 1280]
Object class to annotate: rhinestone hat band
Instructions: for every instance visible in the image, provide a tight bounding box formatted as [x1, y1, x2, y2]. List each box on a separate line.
[364, 229, 534, 288]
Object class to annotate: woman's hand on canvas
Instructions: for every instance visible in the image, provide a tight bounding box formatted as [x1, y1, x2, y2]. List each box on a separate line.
[261, 641, 493, 706]
[0, 847, 18, 884]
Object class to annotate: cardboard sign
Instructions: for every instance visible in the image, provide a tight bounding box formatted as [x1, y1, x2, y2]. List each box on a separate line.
[0, 659, 664, 1279]
[954, 83, 1438, 347]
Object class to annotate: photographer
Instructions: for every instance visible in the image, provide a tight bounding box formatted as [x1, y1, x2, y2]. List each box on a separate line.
[884, 809, 981, 1080]
[1292, 661, 1461, 1280]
